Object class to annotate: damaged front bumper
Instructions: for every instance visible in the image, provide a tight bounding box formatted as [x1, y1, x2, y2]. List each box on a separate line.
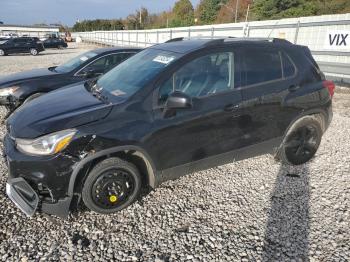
[3, 134, 78, 218]
[6, 177, 39, 216]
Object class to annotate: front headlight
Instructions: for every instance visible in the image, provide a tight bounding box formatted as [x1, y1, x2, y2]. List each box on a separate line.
[16, 129, 77, 156]
[0, 86, 20, 96]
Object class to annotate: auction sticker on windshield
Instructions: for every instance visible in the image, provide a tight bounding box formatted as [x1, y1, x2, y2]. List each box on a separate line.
[111, 89, 127, 96]
[80, 56, 89, 62]
[153, 55, 175, 64]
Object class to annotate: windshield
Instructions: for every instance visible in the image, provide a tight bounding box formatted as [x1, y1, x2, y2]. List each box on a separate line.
[55, 51, 98, 73]
[97, 48, 181, 99]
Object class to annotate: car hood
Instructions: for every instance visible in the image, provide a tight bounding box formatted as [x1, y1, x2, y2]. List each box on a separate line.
[7, 83, 114, 139]
[0, 68, 61, 87]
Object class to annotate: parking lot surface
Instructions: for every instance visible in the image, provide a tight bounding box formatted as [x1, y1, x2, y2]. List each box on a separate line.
[0, 44, 349, 261]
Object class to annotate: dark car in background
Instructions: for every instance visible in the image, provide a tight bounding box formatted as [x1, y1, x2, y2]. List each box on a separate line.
[0, 47, 140, 113]
[3, 37, 333, 218]
[43, 38, 68, 49]
[0, 37, 45, 56]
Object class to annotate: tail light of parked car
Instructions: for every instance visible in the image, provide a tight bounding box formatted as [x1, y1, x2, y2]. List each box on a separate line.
[323, 80, 335, 98]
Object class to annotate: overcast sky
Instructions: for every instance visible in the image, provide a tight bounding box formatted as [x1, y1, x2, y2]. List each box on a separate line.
[0, 0, 201, 26]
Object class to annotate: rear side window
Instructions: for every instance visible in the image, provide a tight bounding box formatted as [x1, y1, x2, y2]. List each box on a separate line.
[13, 38, 28, 44]
[282, 52, 296, 78]
[243, 49, 282, 86]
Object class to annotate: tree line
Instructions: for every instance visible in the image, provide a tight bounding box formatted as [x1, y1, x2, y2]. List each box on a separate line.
[72, 0, 350, 31]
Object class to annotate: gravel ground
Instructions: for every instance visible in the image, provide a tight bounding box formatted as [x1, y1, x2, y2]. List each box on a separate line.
[0, 45, 349, 261]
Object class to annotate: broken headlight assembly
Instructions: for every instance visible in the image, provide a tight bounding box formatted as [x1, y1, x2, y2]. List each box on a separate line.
[16, 129, 77, 156]
[0, 86, 20, 96]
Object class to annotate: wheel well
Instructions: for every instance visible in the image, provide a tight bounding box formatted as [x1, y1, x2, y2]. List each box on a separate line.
[73, 150, 154, 195]
[286, 112, 327, 137]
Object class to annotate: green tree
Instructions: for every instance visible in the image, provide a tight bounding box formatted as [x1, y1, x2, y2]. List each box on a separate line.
[125, 7, 150, 30]
[196, 0, 228, 24]
[252, 0, 319, 20]
[170, 0, 194, 27]
[320, 0, 350, 15]
[72, 19, 124, 32]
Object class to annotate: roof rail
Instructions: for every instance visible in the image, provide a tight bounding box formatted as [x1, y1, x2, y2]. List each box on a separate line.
[165, 37, 184, 43]
[165, 36, 228, 43]
[164, 37, 292, 45]
[224, 37, 292, 44]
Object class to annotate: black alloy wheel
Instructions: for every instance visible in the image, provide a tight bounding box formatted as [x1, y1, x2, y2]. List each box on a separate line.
[284, 125, 320, 165]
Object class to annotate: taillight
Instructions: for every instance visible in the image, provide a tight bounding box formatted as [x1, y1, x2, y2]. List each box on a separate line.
[323, 80, 335, 98]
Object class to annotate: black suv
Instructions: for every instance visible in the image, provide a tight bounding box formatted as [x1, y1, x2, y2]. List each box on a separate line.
[4, 38, 333, 218]
[43, 37, 68, 49]
[0, 47, 140, 113]
[0, 37, 45, 56]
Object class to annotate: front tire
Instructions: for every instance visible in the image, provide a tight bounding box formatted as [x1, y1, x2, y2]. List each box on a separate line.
[30, 48, 38, 56]
[276, 115, 323, 165]
[82, 157, 142, 214]
[0, 49, 5, 56]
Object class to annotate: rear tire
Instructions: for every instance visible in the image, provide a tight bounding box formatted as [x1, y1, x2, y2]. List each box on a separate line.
[275, 115, 323, 165]
[58, 45, 63, 49]
[82, 157, 142, 214]
[30, 48, 38, 56]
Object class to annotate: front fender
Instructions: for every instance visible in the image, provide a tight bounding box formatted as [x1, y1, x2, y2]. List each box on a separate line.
[68, 145, 159, 198]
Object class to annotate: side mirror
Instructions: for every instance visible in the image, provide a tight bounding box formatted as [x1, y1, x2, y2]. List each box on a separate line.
[165, 91, 192, 110]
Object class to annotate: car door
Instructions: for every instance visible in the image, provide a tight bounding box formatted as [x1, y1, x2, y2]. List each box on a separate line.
[239, 45, 299, 148]
[44, 38, 53, 48]
[12, 38, 27, 53]
[147, 49, 245, 178]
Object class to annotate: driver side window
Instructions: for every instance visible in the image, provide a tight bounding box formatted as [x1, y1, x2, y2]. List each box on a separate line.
[82, 56, 108, 75]
[159, 52, 235, 104]
[81, 53, 135, 76]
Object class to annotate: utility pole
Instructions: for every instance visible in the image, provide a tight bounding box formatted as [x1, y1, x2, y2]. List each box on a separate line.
[245, 4, 250, 22]
[235, 0, 240, 23]
[139, 7, 142, 26]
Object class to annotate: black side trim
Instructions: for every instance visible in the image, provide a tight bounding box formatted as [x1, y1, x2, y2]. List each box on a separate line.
[160, 137, 282, 184]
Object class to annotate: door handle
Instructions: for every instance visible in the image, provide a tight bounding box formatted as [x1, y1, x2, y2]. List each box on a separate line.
[224, 104, 239, 112]
[288, 85, 299, 92]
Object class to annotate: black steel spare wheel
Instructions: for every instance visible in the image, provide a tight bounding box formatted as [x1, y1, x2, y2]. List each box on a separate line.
[277, 116, 323, 165]
[82, 157, 141, 214]
[92, 169, 135, 209]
